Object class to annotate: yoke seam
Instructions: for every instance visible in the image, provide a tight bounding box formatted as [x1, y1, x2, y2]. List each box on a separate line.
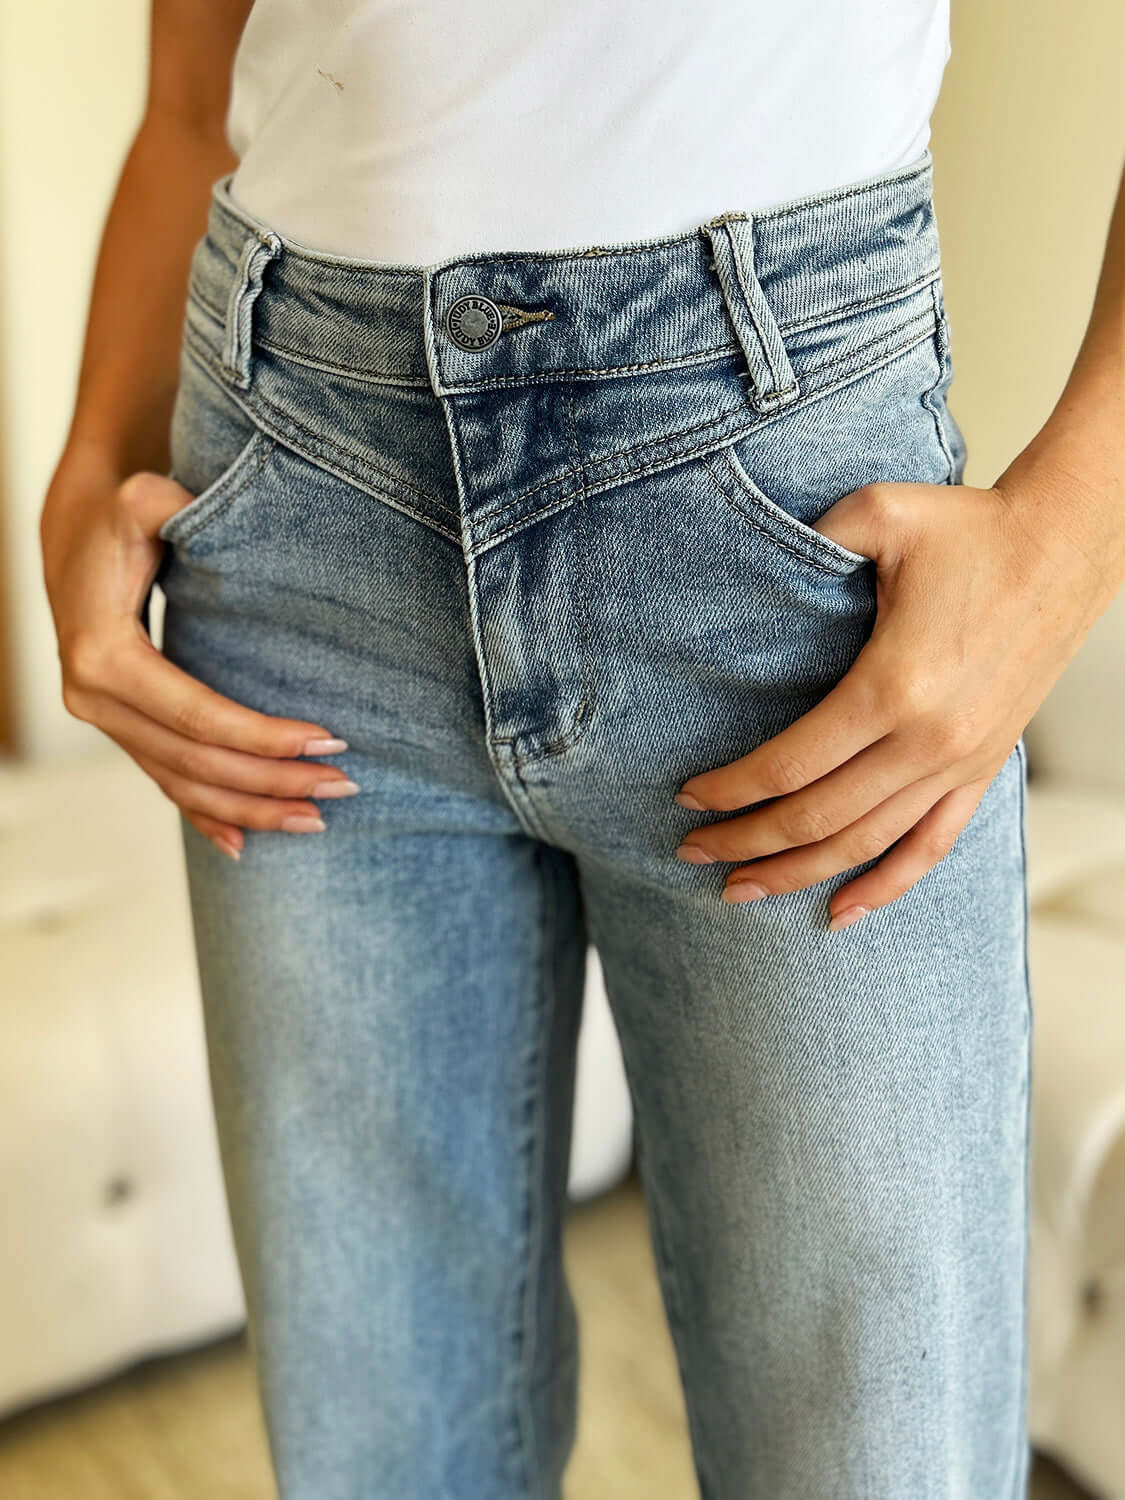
[181, 331, 460, 528]
[475, 317, 939, 542]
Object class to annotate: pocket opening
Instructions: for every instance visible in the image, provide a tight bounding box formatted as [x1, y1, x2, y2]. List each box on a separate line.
[160, 425, 276, 546]
[706, 444, 873, 577]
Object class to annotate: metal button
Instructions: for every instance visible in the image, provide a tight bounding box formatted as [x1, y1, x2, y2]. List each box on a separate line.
[446, 294, 502, 352]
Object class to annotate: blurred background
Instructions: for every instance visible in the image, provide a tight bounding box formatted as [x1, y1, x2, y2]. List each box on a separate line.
[1, 1, 1124, 1496]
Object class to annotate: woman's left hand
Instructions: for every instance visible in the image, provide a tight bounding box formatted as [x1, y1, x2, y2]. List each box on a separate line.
[673, 461, 1120, 929]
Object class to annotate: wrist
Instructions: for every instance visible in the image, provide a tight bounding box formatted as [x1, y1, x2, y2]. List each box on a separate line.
[46, 436, 128, 502]
[994, 405, 1125, 605]
[41, 440, 128, 544]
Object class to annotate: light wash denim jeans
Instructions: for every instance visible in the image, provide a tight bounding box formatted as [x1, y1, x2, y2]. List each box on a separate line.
[155, 149, 1032, 1500]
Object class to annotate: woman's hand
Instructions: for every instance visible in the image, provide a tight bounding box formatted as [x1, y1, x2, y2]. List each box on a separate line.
[41, 453, 358, 862]
[673, 459, 1120, 928]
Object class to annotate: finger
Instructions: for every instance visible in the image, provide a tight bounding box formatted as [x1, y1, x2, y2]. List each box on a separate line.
[677, 734, 943, 865]
[131, 748, 328, 833]
[719, 772, 949, 904]
[676, 652, 889, 812]
[82, 638, 347, 759]
[91, 694, 359, 801]
[183, 811, 246, 862]
[824, 781, 988, 928]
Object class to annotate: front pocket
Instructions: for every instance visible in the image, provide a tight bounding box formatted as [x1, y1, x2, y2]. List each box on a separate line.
[702, 443, 873, 577]
[160, 425, 277, 546]
[161, 341, 280, 547]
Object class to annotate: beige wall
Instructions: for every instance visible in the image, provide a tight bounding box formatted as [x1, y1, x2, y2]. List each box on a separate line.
[930, 0, 1125, 788]
[0, 1, 147, 759]
[1, 0, 1123, 760]
[931, 0, 1125, 487]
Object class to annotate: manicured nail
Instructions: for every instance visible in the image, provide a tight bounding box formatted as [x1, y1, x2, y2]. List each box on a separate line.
[281, 815, 326, 833]
[722, 880, 769, 903]
[675, 791, 705, 810]
[310, 779, 360, 799]
[302, 738, 349, 756]
[828, 904, 870, 931]
[676, 843, 716, 865]
[211, 836, 241, 862]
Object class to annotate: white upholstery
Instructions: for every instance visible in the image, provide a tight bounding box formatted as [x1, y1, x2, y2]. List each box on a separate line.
[1023, 591, 1125, 1500]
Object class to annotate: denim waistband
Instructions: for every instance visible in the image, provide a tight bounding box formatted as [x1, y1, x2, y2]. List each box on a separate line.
[186, 150, 941, 404]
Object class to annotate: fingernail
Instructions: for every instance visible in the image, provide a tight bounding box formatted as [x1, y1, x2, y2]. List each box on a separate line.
[281, 815, 326, 833]
[310, 779, 360, 799]
[829, 904, 870, 931]
[211, 836, 241, 862]
[722, 880, 769, 903]
[302, 738, 349, 755]
[675, 791, 705, 810]
[676, 843, 716, 865]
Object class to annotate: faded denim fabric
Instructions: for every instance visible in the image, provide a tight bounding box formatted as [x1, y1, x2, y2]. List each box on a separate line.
[156, 149, 1032, 1500]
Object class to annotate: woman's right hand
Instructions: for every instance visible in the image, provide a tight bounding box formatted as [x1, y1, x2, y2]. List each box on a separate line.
[40, 453, 360, 862]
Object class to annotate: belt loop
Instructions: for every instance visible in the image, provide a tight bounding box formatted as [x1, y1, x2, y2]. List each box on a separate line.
[221, 229, 282, 390]
[701, 211, 799, 414]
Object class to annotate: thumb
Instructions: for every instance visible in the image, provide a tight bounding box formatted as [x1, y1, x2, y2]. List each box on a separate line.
[810, 481, 927, 566]
[116, 469, 195, 540]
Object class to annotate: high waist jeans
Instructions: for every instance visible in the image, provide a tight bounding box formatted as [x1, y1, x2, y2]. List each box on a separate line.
[156, 149, 1032, 1500]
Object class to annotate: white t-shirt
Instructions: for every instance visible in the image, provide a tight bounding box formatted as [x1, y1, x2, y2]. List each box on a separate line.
[225, 0, 951, 265]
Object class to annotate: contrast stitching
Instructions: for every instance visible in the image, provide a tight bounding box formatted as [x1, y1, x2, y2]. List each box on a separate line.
[723, 220, 787, 397]
[189, 275, 943, 389]
[778, 267, 941, 335]
[440, 341, 738, 390]
[264, 434, 463, 545]
[794, 308, 936, 378]
[248, 338, 432, 389]
[188, 286, 433, 388]
[166, 430, 274, 544]
[505, 843, 554, 1498]
[178, 339, 462, 546]
[481, 397, 754, 523]
[495, 301, 556, 331]
[439, 402, 546, 811]
[473, 319, 940, 555]
[1008, 736, 1034, 1500]
[920, 282, 955, 481]
[181, 331, 457, 519]
[247, 383, 452, 511]
[704, 449, 856, 577]
[516, 391, 596, 766]
[479, 315, 936, 530]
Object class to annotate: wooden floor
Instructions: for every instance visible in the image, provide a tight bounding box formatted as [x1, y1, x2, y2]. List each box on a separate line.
[0, 1176, 1088, 1499]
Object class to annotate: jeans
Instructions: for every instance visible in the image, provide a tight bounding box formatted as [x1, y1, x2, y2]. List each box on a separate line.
[156, 148, 1032, 1500]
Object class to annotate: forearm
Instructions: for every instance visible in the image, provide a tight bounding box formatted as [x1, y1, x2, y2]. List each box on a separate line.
[49, 112, 235, 509]
[996, 157, 1125, 601]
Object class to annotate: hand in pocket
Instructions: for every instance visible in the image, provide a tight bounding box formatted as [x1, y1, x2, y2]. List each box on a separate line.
[41, 460, 359, 861]
[673, 475, 1111, 927]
